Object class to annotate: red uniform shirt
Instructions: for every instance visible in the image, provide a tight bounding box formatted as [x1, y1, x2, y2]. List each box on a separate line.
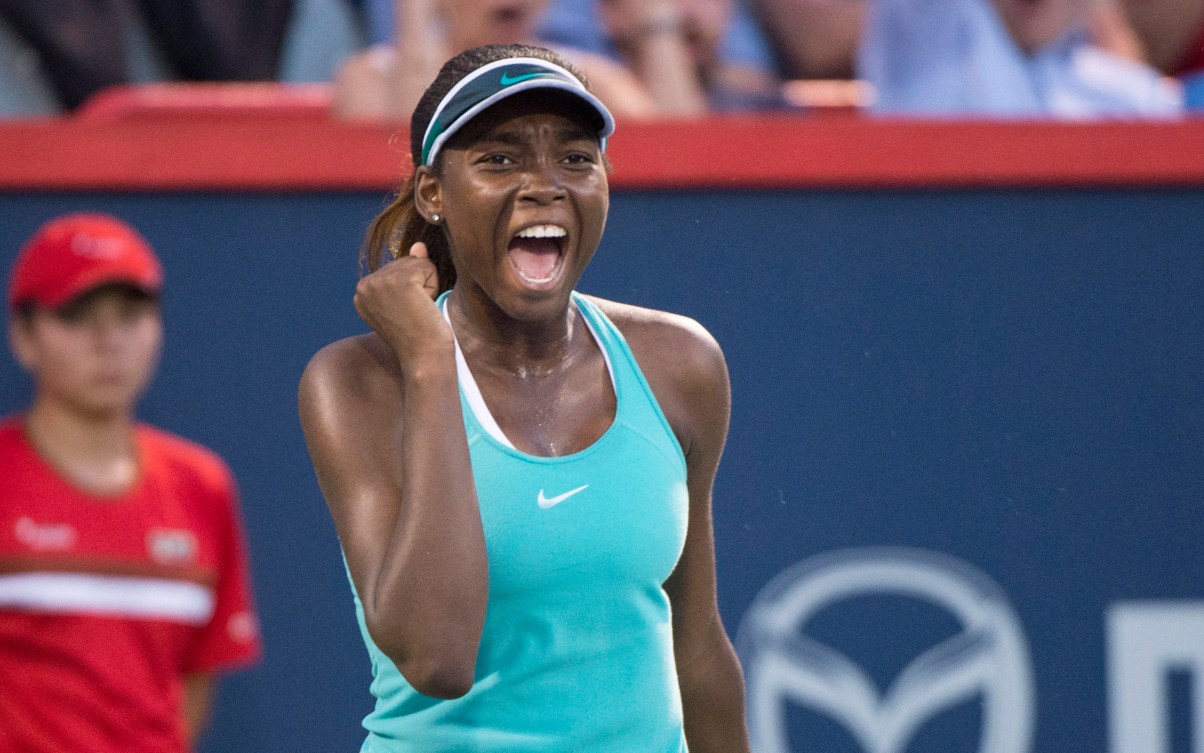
[0, 417, 261, 753]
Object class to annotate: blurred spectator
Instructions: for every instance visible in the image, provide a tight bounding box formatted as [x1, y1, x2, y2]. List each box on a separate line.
[747, 0, 864, 79]
[592, 0, 786, 111]
[340, 0, 786, 121]
[1115, 0, 1204, 77]
[537, 0, 786, 112]
[1, 213, 261, 752]
[1110, 0, 1204, 109]
[333, 0, 657, 121]
[540, 0, 778, 73]
[0, 0, 292, 113]
[857, 0, 1184, 117]
[0, 0, 361, 116]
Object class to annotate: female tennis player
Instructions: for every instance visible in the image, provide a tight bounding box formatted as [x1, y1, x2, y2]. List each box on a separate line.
[299, 43, 749, 752]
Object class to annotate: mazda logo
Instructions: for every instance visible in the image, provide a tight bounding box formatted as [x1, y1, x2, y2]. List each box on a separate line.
[737, 547, 1034, 753]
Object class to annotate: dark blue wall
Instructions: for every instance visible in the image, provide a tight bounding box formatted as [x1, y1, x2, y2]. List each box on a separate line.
[1, 187, 1201, 752]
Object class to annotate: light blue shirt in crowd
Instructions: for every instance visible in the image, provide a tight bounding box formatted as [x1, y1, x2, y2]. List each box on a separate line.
[362, 0, 777, 73]
[857, 0, 1183, 118]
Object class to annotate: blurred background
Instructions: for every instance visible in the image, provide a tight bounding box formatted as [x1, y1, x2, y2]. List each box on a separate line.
[1, 1, 1203, 752]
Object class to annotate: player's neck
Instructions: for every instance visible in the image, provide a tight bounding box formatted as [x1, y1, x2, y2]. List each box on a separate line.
[23, 400, 140, 497]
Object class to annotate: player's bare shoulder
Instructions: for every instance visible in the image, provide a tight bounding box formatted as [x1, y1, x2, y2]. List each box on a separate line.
[298, 334, 405, 438]
[586, 296, 726, 377]
[585, 296, 730, 452]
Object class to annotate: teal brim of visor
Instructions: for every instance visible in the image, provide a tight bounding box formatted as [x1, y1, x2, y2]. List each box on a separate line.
[420, 57, 616, 167]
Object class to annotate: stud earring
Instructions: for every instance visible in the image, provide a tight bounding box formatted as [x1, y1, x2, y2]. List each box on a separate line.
[431, 213, 441, 224]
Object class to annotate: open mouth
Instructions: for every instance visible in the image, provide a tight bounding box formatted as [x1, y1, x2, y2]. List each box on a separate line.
[508, 224, 566, 285]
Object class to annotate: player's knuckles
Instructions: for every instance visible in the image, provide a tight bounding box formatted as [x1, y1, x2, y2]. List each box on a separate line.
[368, 259, 435, 292]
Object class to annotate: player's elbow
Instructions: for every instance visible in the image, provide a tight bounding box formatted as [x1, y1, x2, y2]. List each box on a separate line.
[396, 653, 477, 699]
[366, 622, 479, 699]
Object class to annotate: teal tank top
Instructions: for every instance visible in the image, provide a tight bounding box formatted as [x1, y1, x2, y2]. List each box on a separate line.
[348, 292, 689, 752]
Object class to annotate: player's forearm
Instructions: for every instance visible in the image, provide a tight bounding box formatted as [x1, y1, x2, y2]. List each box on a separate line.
[366, 367, 488, 698]
[679, 628, 751, 752]
[681, 667, 750, 750]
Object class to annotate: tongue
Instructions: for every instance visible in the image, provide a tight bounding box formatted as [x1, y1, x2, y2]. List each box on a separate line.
[508, 238, 560, 281]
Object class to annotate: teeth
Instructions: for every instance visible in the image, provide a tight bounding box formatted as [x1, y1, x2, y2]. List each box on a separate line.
[515, 269, 557, 284]
[515, 224, 567, 239]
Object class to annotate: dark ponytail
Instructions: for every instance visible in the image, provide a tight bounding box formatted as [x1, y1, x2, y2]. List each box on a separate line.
[361, 170, 456, 294]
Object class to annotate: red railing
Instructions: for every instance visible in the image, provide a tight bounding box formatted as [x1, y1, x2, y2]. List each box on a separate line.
[2, 83, 1203, 192]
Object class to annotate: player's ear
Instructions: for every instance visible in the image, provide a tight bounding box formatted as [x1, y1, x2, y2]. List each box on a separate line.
[414, 166, 443, 226]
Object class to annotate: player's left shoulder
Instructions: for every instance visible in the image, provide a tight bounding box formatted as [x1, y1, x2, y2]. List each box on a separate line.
[585, 295, 730, 438]
[587, 296, 727, 378]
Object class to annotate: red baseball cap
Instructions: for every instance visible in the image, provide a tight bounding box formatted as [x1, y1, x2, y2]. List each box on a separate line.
[7, 213, 163, 312]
